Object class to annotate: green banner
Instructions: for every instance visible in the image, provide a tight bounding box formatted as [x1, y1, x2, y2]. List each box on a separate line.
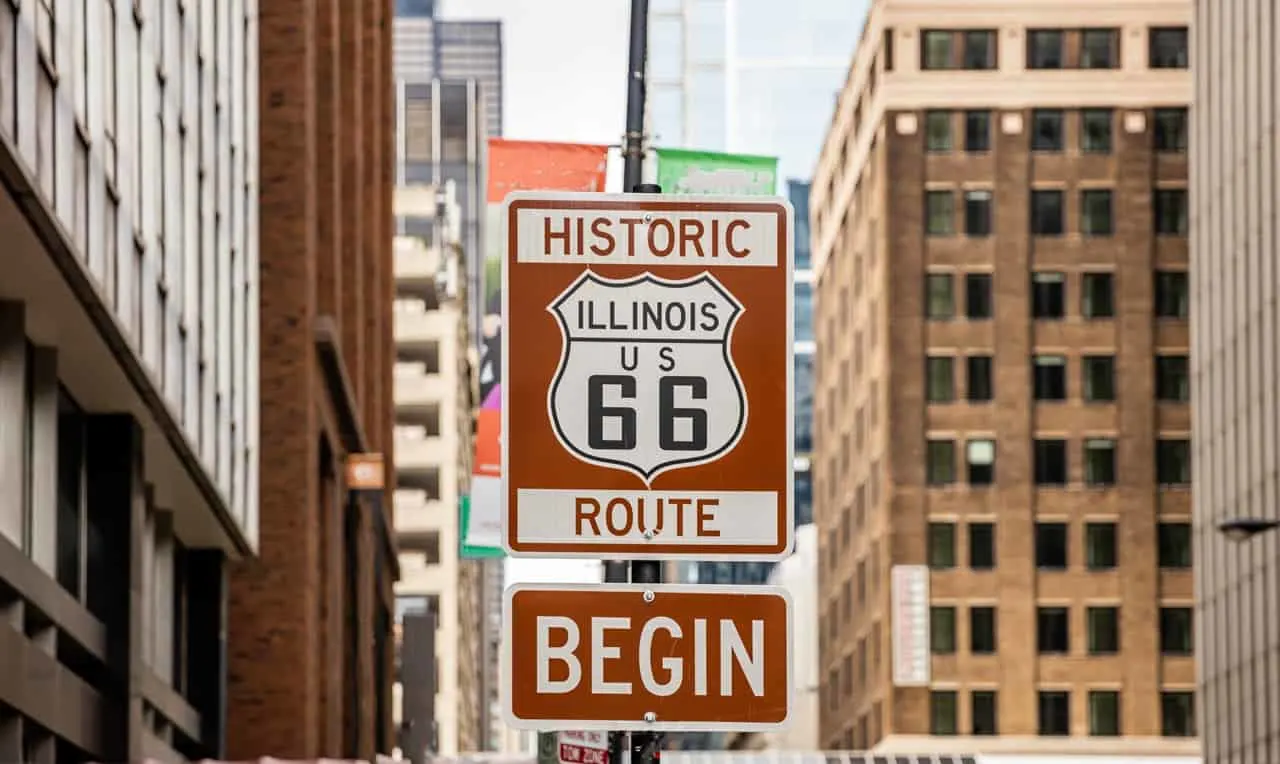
[654, 147, 779, 196]
[459, 495, 504, 559]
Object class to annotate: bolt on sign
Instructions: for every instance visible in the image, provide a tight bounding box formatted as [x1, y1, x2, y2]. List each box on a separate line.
[500, 192, 795, 560]
[501, 583, 792, 731]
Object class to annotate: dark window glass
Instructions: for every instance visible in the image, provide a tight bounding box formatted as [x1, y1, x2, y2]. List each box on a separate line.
[965, 274, 993, 319]
[1158, 523, 1192, 568]
[1031, 272, 1066, 319]
[1157, 439, 1191, 485]
[1027, 29, 1064, 68]
[1155, 271, 1189, 318]
[1081, 109, 1113, 153]
[1149, 27, 1189, 68]
[1035, 439, 1068, 485]
[926, 190, 955, 235]
[962, 30, 997, 70]
[1080, 29, 1120, 68]
[926, 110, 953, 152]
[926, 356, 955, 403]
[1153, 108, 1189, 152]
[1039, 691, 1071, 735]
[884, 28, 895, 71]
[1088, 606, 1120, 654]
[928, 522, 956, 569]
[964, 110, 991, 151]
[927, 440, 956, 485]
[1089, 690, 1122, 735]
[931, 606, 957, 654]
[1162, 692, 1196, 736]
[1081, 272, 1115, 318]
[1084, 438, 1117, 485]
[926, 273, 955, 319]
[922, 30, 954, 70]
[1031, 109, 1065, 151]
[966, 355, 994, 402]
[1081, 189, 1114, 235]
[931, 690, 959, 735]
[969, 522, 996, 569]
[1086, 522, 1118, 569]
[1033, 355, 1067, 400]
[1031, 190, 1065, 235]
[56, 389, 86, 599]
[1160, 607, 1194, 654]
[964, 190, 993, 236]
[970, 606, 997, 653]
[1155, 188, 1188, 235]
[1156, 355, 1190, 401]
[1037, 607, 1070, 653]
[972, 691, 999, 735]
[1082, 356, 1116, 402]
[1035, 522, 1069, 569]
[967, 439, 996, 486]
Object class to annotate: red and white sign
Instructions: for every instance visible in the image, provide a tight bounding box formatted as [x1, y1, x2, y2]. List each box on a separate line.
[500, 192, 795, 560]
[557, 731, 608, 764]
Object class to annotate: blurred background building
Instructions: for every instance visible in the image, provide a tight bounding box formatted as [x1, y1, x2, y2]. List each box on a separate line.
[811, 0, 1194, 754]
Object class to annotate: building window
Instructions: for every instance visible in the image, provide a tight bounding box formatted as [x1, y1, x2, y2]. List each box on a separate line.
[1081, 272, 1115, 318]
[926, 356, 955, 402]
[931, 606, 957, 654]
[1160, 607, 1194, 655]
[962, 30, 998, 69]
[1156, 439, 1191, 485]
[965, 110, 991, 152]
[1027, 29, 1065, 69]
[928, 522, 956, 569]
[967, 439, 996, 485]
[967, 355, 994, 402]
[1084, 438, 1118, 486]
[1037, 607, 1070, 653]
[1031, 109, 1066, 151]
[1089, 690, 1122, 736]
[1087, 606, 1120, 654]
[927, 440, 956, 485]
[1155, 271, 1189, 318]
[884, 28, 895, 70]
[1086, 522, 1118, 569]
[1080, 29, 1120, 68]
[964, 190, 993, 236]
[1031, 272, 1066, 319]
[931, 690, 959, 735]
[1080, 109, 1113, 153]
[1162, 692, 1196, 736]
[1149, 27, 1189, 68]
[926, 190, 955, 235]
[972, 691, 998, 735]
[1039, 691, 1071, 735]
[926, 273, 955, 319]
[1031, 190, 1065, 235]
[1153, 108, 1189, 152]
[56, 389, 87, 600]
[1081, 189, 1114, 235]
[1035, 439, 1068, 485]
[1154, 188, 1189, 235]
[926, 110, 952, 152]
[921, 30, 954, 69]
[969, 522, 996, 569]
[1156, 355, 1190, 401]
[970, 606, 997, 653]
[1158, 523, 1192, 568]
[1082, 356, 1116, 402]
[965, 274, 993, 319]
[1035, 523, 1069, 569]
[1033, 355, 1068, 400]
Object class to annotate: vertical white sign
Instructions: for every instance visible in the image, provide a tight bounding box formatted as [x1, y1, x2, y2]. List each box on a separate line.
[890, 564, 931, 687]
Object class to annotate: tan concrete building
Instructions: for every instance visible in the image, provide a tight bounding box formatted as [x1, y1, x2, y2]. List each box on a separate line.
[810, 0, 1196, 755]
[1189, 2, 1280, 763]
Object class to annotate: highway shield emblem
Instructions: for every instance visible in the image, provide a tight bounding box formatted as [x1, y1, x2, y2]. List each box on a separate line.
[547, 271, 747, 486]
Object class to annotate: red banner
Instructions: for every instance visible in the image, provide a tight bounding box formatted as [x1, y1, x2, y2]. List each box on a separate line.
[486, 138, 609, 203]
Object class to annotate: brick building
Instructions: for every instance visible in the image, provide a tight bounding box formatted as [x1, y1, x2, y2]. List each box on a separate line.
[225, 0, 399, 759]
[810, 0, 1196, 755]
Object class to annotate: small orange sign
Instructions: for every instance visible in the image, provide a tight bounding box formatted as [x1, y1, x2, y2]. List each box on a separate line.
[345, 453, 385, 491]
[502, 583, 792, 731]
[501, 192, 795, 560]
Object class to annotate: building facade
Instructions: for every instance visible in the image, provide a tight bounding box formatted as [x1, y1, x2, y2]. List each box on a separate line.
[811, 0, 1195, 754]
[225, 0, 398, 758]
[0, 0, 257, 759]
[1189, 2, 1280, 763]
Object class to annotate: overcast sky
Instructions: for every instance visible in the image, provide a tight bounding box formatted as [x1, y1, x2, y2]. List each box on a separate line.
[440, 0, 631, 583]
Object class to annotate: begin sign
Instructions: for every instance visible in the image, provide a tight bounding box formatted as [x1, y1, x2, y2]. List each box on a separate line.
[501, 583, 792, 731]
[501, 192, 795, 560]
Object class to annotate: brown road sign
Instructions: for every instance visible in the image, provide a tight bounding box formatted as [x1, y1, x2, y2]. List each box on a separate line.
[500, 191, 795, 560]
[501, 583, 793, 731]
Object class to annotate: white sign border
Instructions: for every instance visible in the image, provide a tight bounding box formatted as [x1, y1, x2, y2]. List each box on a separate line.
[500, 582, 795, 732]
[499, 190, 797, 562]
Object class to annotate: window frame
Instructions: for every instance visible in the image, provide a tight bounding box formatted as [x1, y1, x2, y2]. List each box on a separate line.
[1080, 188, 1115, 236]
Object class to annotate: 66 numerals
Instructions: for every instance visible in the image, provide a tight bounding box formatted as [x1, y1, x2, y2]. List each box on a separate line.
[586, 374, 709, 452]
